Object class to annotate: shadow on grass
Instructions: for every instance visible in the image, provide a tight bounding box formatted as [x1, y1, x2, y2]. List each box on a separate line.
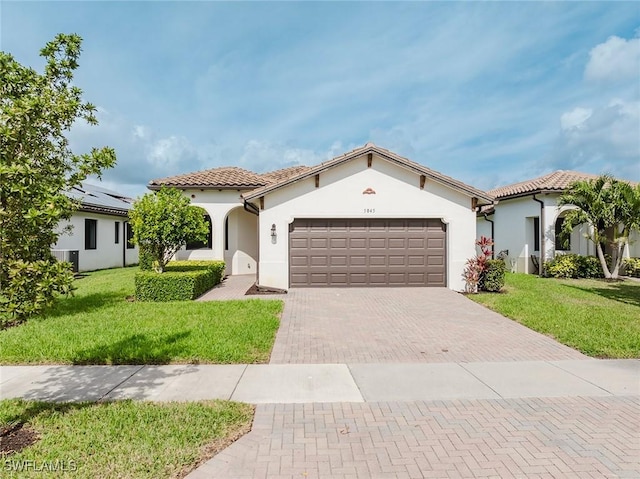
[563, 280, 640, 308]
[45, 292, 127, 318]
[2, 364, 193, 430]
[72, 331, 191, 365]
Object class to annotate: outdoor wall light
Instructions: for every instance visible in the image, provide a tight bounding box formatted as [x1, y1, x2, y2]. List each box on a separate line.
[271, 223, 277, 244]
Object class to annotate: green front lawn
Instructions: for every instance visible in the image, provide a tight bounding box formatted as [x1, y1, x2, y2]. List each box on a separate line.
[0, 399, 252, 478]
[469, 273, 640, 358]
[0, 267, 282, 364]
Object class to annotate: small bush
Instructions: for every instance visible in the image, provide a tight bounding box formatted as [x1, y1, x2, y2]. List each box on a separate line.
[623, 258, 640, 278]
[545, 254, 604, 279]
[577, 255, 603, 279]
[135, 260, 225, 301]
[479, 259, 506, 292]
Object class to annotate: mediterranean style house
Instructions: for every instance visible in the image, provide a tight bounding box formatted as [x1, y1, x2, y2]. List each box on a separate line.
[477, 171, 640, 274]
[149, 143, 493, 291]
[53, 183, 139, 272]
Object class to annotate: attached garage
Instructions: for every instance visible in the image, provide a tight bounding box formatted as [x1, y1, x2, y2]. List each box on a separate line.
[289, 218, 447, 287]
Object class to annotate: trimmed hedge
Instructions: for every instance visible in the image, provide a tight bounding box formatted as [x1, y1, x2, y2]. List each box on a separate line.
[138, 245, 154, 271]
[479, 259, 506, 292]
[544, 254, 604, 279]
[623, 258, 640, 278]
[135, 261, 225, 301]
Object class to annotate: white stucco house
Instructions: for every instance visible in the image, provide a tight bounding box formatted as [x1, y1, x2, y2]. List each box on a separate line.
[477, 170, 640, 274]
[148, 143, 493, 291]
[53, 183, 139, 272]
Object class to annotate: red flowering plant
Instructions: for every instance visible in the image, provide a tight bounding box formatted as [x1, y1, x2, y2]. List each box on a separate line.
[462, 236, 494, 293]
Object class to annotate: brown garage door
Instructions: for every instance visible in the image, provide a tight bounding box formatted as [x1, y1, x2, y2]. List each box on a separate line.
[289, 219, 446, 287]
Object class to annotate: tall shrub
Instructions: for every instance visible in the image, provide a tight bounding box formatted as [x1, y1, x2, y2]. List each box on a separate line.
[0, 34, 116, 325]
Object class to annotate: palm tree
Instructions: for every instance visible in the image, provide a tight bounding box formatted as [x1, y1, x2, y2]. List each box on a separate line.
[559, 175, 640, 279]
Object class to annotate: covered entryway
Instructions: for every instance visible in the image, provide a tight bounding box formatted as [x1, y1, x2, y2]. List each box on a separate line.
[289, 218, 446, 287]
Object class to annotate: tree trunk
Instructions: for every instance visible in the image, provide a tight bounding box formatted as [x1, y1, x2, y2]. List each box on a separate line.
[610, 241, 625, 279]
[596, 242, 612, 279]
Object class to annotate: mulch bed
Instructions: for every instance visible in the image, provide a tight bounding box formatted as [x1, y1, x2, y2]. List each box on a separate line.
[1, 423, 39, 456]
[245, 284, 287, 295]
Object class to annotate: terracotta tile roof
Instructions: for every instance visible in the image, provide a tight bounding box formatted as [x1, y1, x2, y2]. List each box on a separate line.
[488, 170, 603, 199]
[261, 165, 313, 184]
[148, 167, 269, 189]
[243, 143, 493, 203]
[148, 165, 315, 190]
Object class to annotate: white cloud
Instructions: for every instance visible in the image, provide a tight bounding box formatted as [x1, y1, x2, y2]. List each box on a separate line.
[550, 99, 640, 180]
[147, 136, 197, 170]
[133, 125, 149, 139]
[238, 140, 343, 172]
[584, 35, 640, 83]
[560, 107, 593, 130]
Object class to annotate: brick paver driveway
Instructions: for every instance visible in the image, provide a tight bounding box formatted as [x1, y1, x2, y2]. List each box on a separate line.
[190, 283, 639, 479]
[193, 396, 640, 479]
[270, 288, 585, 364]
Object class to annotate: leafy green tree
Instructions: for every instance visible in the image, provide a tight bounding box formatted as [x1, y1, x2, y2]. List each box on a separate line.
[559, 175, 640, 279]
[0, 34, 116, 325]
[128, 187, 209, 273]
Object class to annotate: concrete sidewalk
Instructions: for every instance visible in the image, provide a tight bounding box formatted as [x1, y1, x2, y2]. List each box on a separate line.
[1, 359, 638, 403]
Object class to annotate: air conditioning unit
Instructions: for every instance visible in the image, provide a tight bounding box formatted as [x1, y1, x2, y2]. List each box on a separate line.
[51, 249, 79, 273]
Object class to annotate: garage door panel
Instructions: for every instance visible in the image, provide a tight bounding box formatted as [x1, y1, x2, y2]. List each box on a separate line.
[370, 255, 386, 266]
[369, 238, 386, 249]
[408, 255, 425, 266]
[310, 238, 328, 249]
[349, 273, 367, 285]
[291, 238, 308, 249]
[427, 238, 445, 248]
[388, 273, 406, 284]
[408, 238, 425, 249]
[290, 219, 447, 287]
[408, 272, 426, 283]
[329, 273, 347, 285]
[330, 256, 347, 266]
[369, 273, 387, 284]
[350, 255, 367, 266]
[330, 238, 347, 248]
[310, 256, 328, 266]
[428, 255, 444, 266]
[290, 256, 308, 266]
[388, 238, 405, 249]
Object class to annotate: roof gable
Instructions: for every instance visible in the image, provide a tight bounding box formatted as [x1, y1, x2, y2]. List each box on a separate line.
[243, 143, 493, 203]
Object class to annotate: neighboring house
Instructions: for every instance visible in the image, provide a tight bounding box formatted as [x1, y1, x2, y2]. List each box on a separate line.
[53, 183, 139, 272]
[148, 143, 493, 291]
[477, 170, 640, 274]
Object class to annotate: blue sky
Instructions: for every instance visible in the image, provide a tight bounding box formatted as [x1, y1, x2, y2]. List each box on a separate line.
[2, 1, 639, 197]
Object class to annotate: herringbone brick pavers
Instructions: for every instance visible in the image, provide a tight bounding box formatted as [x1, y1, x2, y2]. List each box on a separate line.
[270, 288, 586, 364]
[189, 396, 640, 479]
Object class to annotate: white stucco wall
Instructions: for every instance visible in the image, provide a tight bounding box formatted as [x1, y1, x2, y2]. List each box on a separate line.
[54, 212, 139, 272]
[484, 194, 597, 274]
[174, 189, 258, 275]
[255, 155, 478, 291]
[628, 230, 640, 258]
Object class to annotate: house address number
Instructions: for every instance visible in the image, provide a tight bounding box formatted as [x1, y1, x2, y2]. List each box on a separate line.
[363, 208, 376, 213]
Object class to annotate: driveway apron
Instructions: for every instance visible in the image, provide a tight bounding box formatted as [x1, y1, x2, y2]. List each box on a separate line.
[269, 288, 586, 364]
